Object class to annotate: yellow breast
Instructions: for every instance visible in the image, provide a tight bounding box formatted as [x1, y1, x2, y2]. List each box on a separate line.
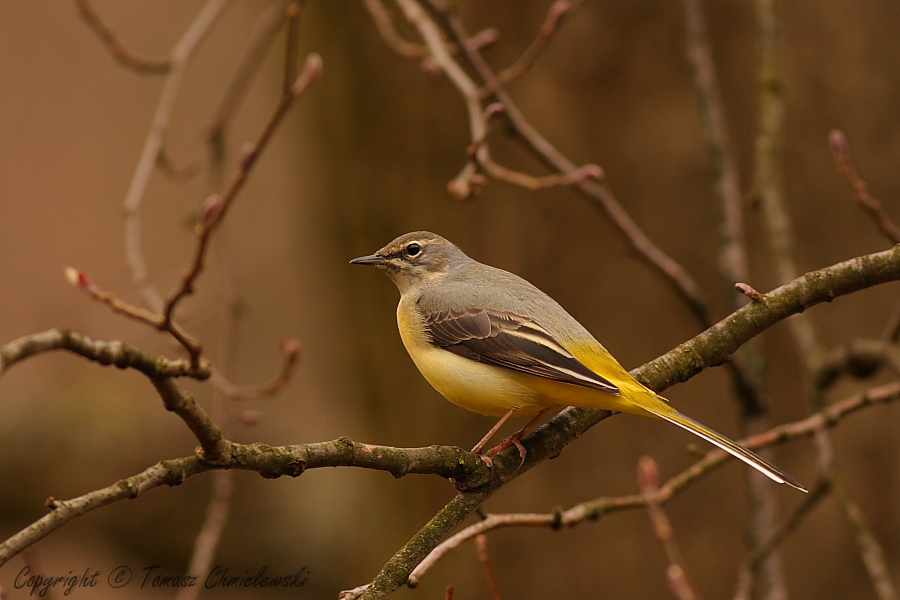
[396, 298, 546, 416]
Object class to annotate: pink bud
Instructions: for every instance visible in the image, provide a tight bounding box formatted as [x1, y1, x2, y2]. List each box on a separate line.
[548, 1, 571, 27]
[238, 409, 263, 426]
[198, 194, 223, 226]
[64, 267, 91, 289]
[578, 164, 604, 182]
[282, 338, 301, 361]
[735, 282, 763, 300]
[637, 455, 660, 490]
[829, 129, 849, 164]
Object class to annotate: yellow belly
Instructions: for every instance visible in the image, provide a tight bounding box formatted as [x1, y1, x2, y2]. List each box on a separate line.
[405, 340, 546, 415]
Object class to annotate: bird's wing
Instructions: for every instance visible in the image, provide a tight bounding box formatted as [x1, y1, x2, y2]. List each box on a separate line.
[421, 305, 620, 394]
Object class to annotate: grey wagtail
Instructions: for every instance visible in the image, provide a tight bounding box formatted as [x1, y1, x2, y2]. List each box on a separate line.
[351, 231, 806, 492]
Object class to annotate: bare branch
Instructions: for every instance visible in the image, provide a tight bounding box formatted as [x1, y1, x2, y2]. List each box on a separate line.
[151, 377, 227, 459]
[122, 0, 232, 313]
[0, 439, 488, 566]
[494, 1, 578, 86]
[74, 0, 172, 73]
[63, 267, 204, 360]
[833, 476, 900, 600]
[363, 0, 429, 58]
[210, 339, 301, 400]
[638, 456, 702, 600]
[829, 129, 900, 244]
[0, 328, 210, 380]
[733, 481, 831, 600]
[475, 534, 503, 600]
[0, 457, 208, 567]
[176, 470, 235, 600]
[164, 54, 323, 348]
[207, 0, 298, 147]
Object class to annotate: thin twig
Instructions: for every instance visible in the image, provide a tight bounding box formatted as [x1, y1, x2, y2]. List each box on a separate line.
[63, 267, 203, 361]
[475, 535, 503, 600]
[881, 299, 900, 342]
[0, 457, 211, 567]
[493, 1, 579, 87]
[751, 5, 816, 596]
[177, 470, 234, 600]
[831, 475, 900, 600]
[210, 339, 301, 400]
[817, 338, 900, 389]
[283, 2, 303, 96]
[682, 0, 748, 292]
[207, 0, 298, 149]
[733, 480, 831, 600]
[122, 0, 232, 313]
[162, 53, 322, 367]
[638, 456, 701, 600]
[829, 129, 900, 244]
[362, 0, 429, 58]
[74, 0, 172, 73]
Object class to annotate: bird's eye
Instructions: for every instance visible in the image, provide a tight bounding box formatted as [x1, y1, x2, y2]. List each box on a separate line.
[405, 242, 422, 257]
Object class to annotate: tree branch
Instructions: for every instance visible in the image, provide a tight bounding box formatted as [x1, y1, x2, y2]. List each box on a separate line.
[74, 0, 172, 74]
[0, 438, 489, 567]
[829, 129, 900, 245]
[0, 328, 210, 380]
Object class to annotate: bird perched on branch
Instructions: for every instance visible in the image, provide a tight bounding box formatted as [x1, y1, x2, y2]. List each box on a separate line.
[351, 231, 806, 492]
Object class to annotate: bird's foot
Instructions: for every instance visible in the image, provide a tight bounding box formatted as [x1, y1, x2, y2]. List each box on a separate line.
[485, 433, 527, 469]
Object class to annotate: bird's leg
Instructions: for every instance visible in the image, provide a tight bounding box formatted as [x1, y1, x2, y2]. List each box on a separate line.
[471, 409, 516, 462]
[485, 408, 549, 467]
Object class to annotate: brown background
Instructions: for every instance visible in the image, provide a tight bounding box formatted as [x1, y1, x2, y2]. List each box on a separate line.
[1, 1, 899, 598]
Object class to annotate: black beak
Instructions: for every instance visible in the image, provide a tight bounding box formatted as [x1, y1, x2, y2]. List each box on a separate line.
[349, 253, 386, 266]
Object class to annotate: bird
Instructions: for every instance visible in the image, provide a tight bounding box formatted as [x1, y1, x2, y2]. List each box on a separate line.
[350, 231, 806, 492]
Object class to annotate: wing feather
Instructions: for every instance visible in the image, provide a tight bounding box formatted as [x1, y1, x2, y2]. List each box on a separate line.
[422, 306, 619, 394]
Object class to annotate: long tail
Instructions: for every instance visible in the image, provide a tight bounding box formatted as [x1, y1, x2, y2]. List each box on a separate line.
[643, 405, 807, 493]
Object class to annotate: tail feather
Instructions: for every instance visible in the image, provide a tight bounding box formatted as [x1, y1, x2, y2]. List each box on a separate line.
[645, 406, 807, 493]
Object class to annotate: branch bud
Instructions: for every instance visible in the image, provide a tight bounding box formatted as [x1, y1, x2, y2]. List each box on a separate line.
[198, 193, 223, 227]
[64, 267, 91, 289]
[637, 455, 660, 491]
[828, 129, 849, 165]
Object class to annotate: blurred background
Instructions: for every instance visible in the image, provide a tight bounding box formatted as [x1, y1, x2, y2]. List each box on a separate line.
[1, 1, 899, 598]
